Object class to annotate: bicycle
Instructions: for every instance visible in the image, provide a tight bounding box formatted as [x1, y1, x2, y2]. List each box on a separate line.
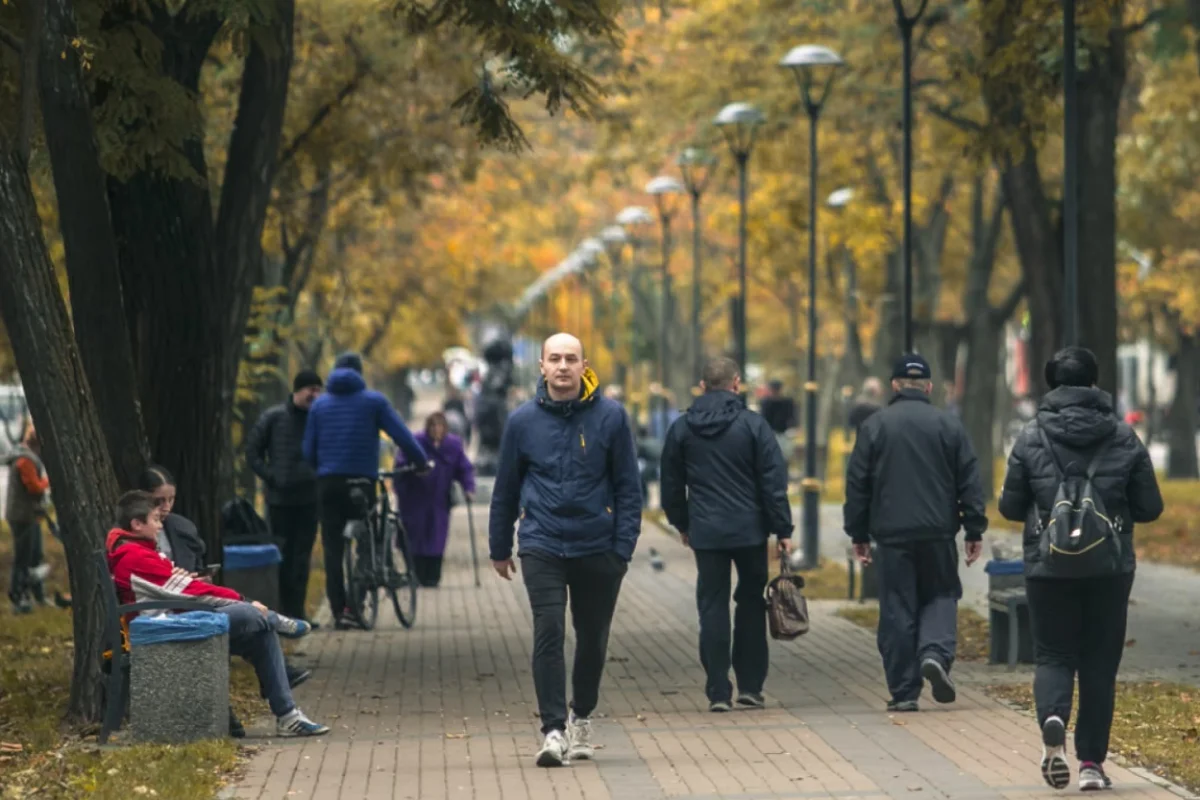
[342, 465, 421, 630]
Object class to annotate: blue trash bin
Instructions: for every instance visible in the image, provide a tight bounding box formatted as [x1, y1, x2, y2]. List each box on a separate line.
[223, 543, 282, 610]
[984, 558, 1025, 594]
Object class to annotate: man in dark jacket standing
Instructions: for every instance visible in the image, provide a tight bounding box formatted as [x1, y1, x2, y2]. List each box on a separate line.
[248, 369, 323, 622]
[999, 347, 1162, 792]
[489, 332, 642, 768]
[304, 353, 430, 629]
[844, 354, 987, 712]
[660, 357, 793, 712]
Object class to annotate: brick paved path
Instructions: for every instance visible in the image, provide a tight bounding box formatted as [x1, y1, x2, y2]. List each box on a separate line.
[234, 509, 1189, 800]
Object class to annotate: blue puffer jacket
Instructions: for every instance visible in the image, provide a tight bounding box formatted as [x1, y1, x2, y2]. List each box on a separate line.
[489, 369, 642, 562]
[303, 368, 428, 478]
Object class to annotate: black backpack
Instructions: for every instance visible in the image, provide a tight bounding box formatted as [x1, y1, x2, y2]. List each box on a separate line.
[1035, 424, 1123, 577]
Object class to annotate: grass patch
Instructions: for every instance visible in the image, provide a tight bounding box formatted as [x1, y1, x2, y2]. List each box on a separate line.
[836, 603, 991, 662]
[985, 681, 1200, 792]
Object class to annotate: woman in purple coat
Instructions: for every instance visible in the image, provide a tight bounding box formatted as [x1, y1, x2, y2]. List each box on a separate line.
[394, 412, 476, 587]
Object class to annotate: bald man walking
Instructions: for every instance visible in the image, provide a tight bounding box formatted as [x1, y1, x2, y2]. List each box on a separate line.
[489, 333, 643, 767]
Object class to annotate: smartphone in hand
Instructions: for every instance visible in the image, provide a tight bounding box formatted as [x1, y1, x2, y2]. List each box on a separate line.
[198, 564, 221, 579]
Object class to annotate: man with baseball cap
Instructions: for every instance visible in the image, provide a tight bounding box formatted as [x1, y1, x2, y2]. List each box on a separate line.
[843, 353, 988, 712]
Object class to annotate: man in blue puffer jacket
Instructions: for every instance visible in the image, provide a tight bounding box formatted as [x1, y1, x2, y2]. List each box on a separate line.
[489, 332, 642, 768]
[303, 352, 430, 629]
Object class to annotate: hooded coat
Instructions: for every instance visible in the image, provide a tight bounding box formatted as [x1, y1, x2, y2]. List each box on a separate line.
[394, 431, 476, 557]
[659, 390, 793, 550]
[998, 386, 1163, 577]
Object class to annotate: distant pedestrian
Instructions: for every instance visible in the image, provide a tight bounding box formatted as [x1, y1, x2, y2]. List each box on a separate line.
[843, 354, 987, 712]
[4, 423, 50, 612]
[489, 332, 642, 768]
[247, 370, 324, 622]
[847, 377, 884, 432]
[999, 347, 1162, 792]
[394, 412, 475, 588]
[759, 379, 798, 469]
[660, 357, 793, 712]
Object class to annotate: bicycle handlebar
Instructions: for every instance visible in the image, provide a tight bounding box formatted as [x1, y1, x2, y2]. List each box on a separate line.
[378, 463, 431, 479]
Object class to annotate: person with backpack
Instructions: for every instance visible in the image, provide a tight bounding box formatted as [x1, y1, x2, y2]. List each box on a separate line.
[5, 423, 51, 612]
[843, 354, 987, 713]
[999, 347, 1163, 792]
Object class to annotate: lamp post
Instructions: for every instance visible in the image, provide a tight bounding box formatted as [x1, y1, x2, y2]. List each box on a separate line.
[1062, 0, 1078, 344]
[781, 43, 843, 571]
[893, 0, 929, 353]
[617, 205, 654, 415]
[828, 187, 857, 443]
[678, 147, 718, 385]
[600, 224, 629, 390]
[646, 176, 685, 431]
[714, 102, 765, 378]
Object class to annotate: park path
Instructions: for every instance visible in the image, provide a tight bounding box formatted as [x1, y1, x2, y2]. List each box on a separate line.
[232, 506, 1192, 800]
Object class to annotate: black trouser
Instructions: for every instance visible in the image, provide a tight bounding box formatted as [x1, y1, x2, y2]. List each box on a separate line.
[1026, 573, 1134, 765]
[268, 503, 320, 620]
[875, 539, 961, 703]
[694, 545, 769, 703]
[520, 550, 627, 734]
[318, 476, 375, 616]
[413, 555, 443, 588]
[8, 520, 45, 605]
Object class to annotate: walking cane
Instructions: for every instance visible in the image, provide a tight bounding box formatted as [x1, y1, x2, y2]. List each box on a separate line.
[464, 490, 481, 588]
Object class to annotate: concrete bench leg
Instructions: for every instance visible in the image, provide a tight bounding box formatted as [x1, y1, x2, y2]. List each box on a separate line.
[1007, 599, 1021, 670]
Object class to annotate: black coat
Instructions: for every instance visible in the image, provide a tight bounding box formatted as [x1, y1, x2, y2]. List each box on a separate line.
[844, 389, 988, 545]
[162, 513, 206, 573]
[660, 390, 793, 550]
[998, 386, 1163, 577]
[246, 399, 318, 507]
[759, 395, 797, 434]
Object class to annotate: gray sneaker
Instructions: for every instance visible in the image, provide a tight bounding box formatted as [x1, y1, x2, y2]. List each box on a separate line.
[1079, 762, 1111, 791]
[566, 711, 593, 760]
[736, 692, 765, 709]
[886, 699, 919, 713]
[709, 700, 732, 713]
[920, 658, 956, 704]
[1040, 716, 1070, 790]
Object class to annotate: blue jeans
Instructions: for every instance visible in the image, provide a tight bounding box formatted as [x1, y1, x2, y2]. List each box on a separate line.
[216, 603, 295, 718]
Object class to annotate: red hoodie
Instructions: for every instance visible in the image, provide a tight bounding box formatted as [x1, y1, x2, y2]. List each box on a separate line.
[106, 528, 242, 613]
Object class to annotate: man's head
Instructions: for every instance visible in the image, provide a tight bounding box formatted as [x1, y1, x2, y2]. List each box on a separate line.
[334, 352, 364, 375]
[116, 490, 162, 539]
[862, 377, 883, 401]
[1044, 346, 1098, 390]
[292, 369, 323, 409]
[700, 357, 741, 394]
[890, 353, 932, 395]
[540, 333, 586, 400]
[767, 379, 784, 396]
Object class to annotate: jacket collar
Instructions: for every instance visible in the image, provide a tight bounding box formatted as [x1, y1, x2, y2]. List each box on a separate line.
[888, 388, 931, 406]
[536, 367, 602, 417]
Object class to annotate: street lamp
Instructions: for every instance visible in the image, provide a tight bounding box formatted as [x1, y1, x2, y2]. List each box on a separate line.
[714, 101, 765, 378]
[828, 187, 858, 443]
[781, 43, 844, 571]
[678, 147, 718, 385]
[646, 175, 685, 432]
[893, 0, 930, 353]
[617, 205, 654, 411]
[600, 224, 629, 392]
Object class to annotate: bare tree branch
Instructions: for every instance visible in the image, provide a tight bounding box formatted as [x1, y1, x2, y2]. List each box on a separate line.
[991, 279, 1026, 325]
[1124, 6, 1172, 35]
[276, 37, 369, 170]
[0, 26, 22, 54]
[926, 101, 983, 132]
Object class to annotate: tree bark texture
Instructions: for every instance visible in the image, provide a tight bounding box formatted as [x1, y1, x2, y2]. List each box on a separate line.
[0, 148, 120, 723]
[1166, 331, 1199, 479]
[39, 0, 150, 490]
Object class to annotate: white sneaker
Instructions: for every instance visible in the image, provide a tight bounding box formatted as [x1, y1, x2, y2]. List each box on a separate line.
[536, 730, 568, 767]
[30, 563, 51, 582]
[566, 711, 593, 760]
[1040, 715, 1070, 790]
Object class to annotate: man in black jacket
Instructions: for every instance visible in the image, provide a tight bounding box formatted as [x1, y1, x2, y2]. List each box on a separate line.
[844, 354, 987, 712]
[998, 347, 1162, 791]
[247, 370, 323, 622]
[661, 357, 793, 712]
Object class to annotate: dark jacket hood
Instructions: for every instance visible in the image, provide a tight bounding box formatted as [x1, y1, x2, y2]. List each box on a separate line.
[1037, 386, 1118, 449]
[686, 391, 743, 438]
[535, 367, 600, 417]
[326, 367, 366, 396]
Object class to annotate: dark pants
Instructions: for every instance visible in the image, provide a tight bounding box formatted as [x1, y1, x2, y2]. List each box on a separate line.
[694, 545, 769, 702]
[1026, 573, 1134, 764]
[875, 540, 961, 703]
[8, 520, 45, 605]
[521, 550, 627, 734]
[318, 476, 375, 616]
[413, 555, 443, 588]
[269, 503, 320, 620]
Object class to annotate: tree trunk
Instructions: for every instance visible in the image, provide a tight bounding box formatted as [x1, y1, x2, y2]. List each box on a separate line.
[963, 320, 1002, 498]
[872, 249, 903, 374]
[1166, 332, 1199, 479]
[38, 0, 150, 489]
[0, 149, 120, 723]
[1076, 10, 1125, 401]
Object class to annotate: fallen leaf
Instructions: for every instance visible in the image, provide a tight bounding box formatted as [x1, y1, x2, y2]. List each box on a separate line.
[0, 743, 23, 752]
[1125, 639, 1137, 648]
[445, 733, 468, 740]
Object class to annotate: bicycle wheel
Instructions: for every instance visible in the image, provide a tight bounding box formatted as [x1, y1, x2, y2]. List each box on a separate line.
[342, 520, 378, 631]
[361, 513, 381, 630]
[385, 513, 418, 629]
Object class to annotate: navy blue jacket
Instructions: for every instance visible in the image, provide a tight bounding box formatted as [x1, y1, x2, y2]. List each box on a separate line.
[488, 370, 642, 562]
[303, 368, 428, 479]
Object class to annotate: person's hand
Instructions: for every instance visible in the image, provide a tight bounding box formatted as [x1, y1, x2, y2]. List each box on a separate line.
[680, 533, 690, 548]
[853, 542, 873, 565]
[964, 540, 983, 567]
[417, 460, 435, 476]
[251, 600, 270, 616]
[777, 537, 793, 556]
[172, 566, 197, 580]
[464, 491, 475, 501]
[493, 559, 516, 580]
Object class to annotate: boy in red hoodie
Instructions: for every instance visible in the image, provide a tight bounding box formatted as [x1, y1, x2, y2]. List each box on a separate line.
[108, 490, 329, 737]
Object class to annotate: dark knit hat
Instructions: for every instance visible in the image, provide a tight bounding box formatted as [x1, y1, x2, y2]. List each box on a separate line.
[292, 369, 323, 392]
[334, 352, 364, 375]
[891, 353, 931, 381]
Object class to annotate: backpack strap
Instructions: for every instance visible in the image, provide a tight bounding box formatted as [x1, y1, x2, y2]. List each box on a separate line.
[1035, 421, 1065, 479]
[1085, 437, 1114, 481]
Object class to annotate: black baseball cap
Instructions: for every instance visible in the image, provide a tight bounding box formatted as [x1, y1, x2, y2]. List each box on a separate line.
[891, 353, 931, 380]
